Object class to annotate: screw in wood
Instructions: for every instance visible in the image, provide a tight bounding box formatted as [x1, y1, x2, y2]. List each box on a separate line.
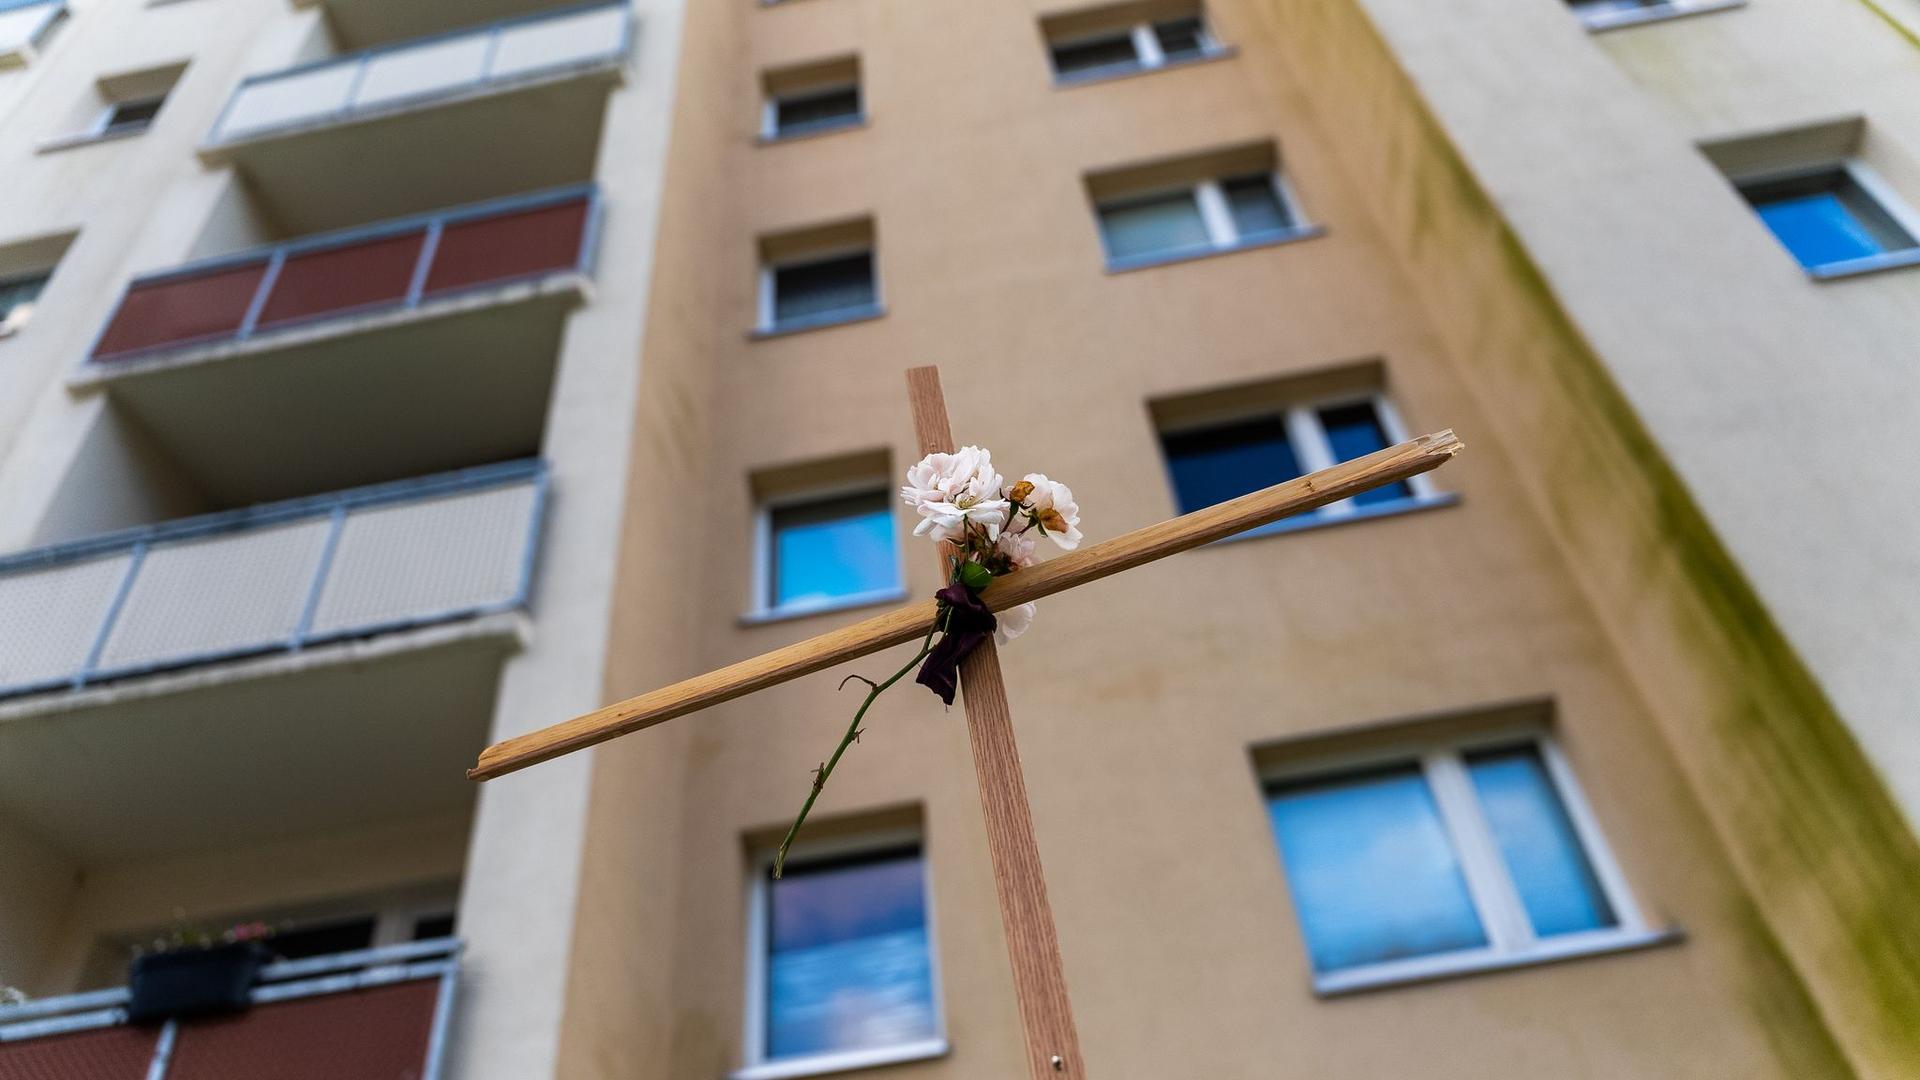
[1051, 1054, 1065, 1071]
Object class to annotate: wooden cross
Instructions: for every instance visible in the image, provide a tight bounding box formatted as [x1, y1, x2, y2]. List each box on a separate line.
[468, 366, 1462, 1078]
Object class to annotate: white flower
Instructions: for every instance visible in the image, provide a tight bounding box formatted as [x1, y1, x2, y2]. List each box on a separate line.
[1016, 473, 1083, 551]
[901, 446, 1011, 544]
[995, 602, 1036, 645]
[995, 528, 1039, 569]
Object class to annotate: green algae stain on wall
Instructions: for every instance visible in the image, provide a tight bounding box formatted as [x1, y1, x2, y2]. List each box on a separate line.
[1258, 0, 1920, 1072]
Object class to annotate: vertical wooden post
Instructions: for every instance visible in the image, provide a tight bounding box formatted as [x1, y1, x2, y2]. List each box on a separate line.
[906, 365, 1087, 1079]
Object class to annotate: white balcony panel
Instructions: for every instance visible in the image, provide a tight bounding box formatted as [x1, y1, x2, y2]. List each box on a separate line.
[0, 554, 130, 687]
[218, 63, 360, 140]
[308, 482, 537, 636]
[96, 519, 331, 672]
[491, 4, 628, 81]
[0, 3, 58, 65]
[354, 33, 492, 111]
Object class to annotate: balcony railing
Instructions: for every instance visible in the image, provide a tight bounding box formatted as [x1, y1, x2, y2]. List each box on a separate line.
[0, 939, 458, 1079]
[88, 184, 599, 364]
[208, 0, 631, 145]
[0, 460, 546, 701]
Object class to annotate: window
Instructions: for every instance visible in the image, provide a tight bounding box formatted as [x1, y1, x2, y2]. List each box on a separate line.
[0, 270, 49, 336]
[1263, 734, 1660, 994]
[0, 0, 65, 66]
[764, 489, 898, 612]
[1087, 144, 1314, 269]
[43, 62, 184, 151]
[1158, 392, 1443, 535]
[757, 220, 882, 335]
[1567, 0, 1741, 30]
[762, 56, 864, 141]
[1738, 166, 1920, 278]
[742, 842, 946, 1077]
[1044, 7, 1222, 83]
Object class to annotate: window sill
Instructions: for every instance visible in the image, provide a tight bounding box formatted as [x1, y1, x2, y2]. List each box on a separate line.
[1313, 926, 1683, 997]
[749, 305, 886, 340]
[1053, 46, 1237, 89]
[1105, 225, 1326, 274]
[1807, 246, 1920, 281]
[1578, 0, 1744, 32]
[740, 586, 909, 627]
[1207, 491, 1459, 547]
[36, 126, 148, 154]
[759, 117, 868, 145]
[731, 1038, 950, 1080]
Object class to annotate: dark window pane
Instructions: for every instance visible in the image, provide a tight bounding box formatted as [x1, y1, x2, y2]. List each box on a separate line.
[1161, 416, 1302, 514]
[265, 917, 377, 961]
[770, 490, 896, 608]
[1569, 0, 1673, 14]
[1152, 16, 1208, 59]
[411, 914, 456, 941]
[1050, 32, 1140, 78]
[0, 271, 49, 329]
[1221, 174, 1294, 240]
[767, 849, 937, 1060]
[775, 86, 862, 136]
[1267, 767, 1489, 972]
[1098, 190, 1210, 261]
[1318, 401, 1411, 505]
[773, 252, 876, 325]
[1742, 169, 1916, 269]
[103, 97, 163, 134]
[1466, 747, 1617, 938]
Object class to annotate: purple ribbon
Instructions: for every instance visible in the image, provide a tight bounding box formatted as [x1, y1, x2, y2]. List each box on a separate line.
[915, 582, 997, 706]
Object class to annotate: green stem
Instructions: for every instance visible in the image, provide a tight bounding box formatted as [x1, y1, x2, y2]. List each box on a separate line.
[773, 615, 947, 878]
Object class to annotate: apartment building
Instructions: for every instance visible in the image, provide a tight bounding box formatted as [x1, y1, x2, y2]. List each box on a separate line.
[0, 0, 1916, 1077]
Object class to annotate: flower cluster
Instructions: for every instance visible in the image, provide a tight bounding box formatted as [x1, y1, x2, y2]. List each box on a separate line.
[775, 445, 1082, 877]
[900, 445, 1081, 644]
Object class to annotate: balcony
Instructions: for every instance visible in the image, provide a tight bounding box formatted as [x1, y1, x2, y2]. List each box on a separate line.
[72, 186, 594, 506]
[201, 2, 630, 234]
[0, 939, 458, 1079]
[0, 463, 541, 861]
[289, 0, 590, 52]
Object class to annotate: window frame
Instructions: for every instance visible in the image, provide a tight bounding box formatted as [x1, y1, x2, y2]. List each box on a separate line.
[1096, 172, 1316, 270]
[736, 829, 950, 1080]
[1735, 160, 1920, 281]
[756, 244, 884, 336]
[1046, 13, 1225, 85]
[748, 479, 906, 623]
[92, 93, 166, 137]
[1568, 0, 1745, 32]
[760, 81, 865, 142]
[1261, 728, 1673, 996]
[1158, 390, 1453, 539]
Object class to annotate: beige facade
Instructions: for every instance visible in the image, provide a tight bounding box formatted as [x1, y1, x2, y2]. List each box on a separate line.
[1, 0, 1917, 1078]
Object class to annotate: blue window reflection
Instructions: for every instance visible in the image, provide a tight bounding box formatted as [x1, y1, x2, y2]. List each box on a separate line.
[1741, 169, 1918, 270]
[767, 849, 938, 1061]
[1465, 747, 1616, 937]
[770, 491, 897, 610]
[1266, 767, 1488, 972]
[1318, 402, 1411, 505]
[1162, 416, 1302, 516]
[1098, 191, 1213, 262]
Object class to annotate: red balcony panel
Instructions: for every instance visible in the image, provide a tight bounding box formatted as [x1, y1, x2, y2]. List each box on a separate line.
[255, 230, 426, 330]
[0, 1025, 159, 1079]
[423, 198, 589, 296]
[166, 980, 438, 1080]
[92, 263, 268, 361]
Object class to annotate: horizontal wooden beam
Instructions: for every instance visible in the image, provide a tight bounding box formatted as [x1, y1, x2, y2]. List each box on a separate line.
[468, 429, 1463, 781]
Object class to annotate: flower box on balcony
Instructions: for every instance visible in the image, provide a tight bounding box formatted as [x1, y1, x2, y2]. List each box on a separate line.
[126, 942, 267, 1024]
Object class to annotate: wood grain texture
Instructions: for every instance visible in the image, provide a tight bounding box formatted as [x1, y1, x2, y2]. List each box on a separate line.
[467, 414, 1462, 781]
[907, 364, 1087, 1080]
